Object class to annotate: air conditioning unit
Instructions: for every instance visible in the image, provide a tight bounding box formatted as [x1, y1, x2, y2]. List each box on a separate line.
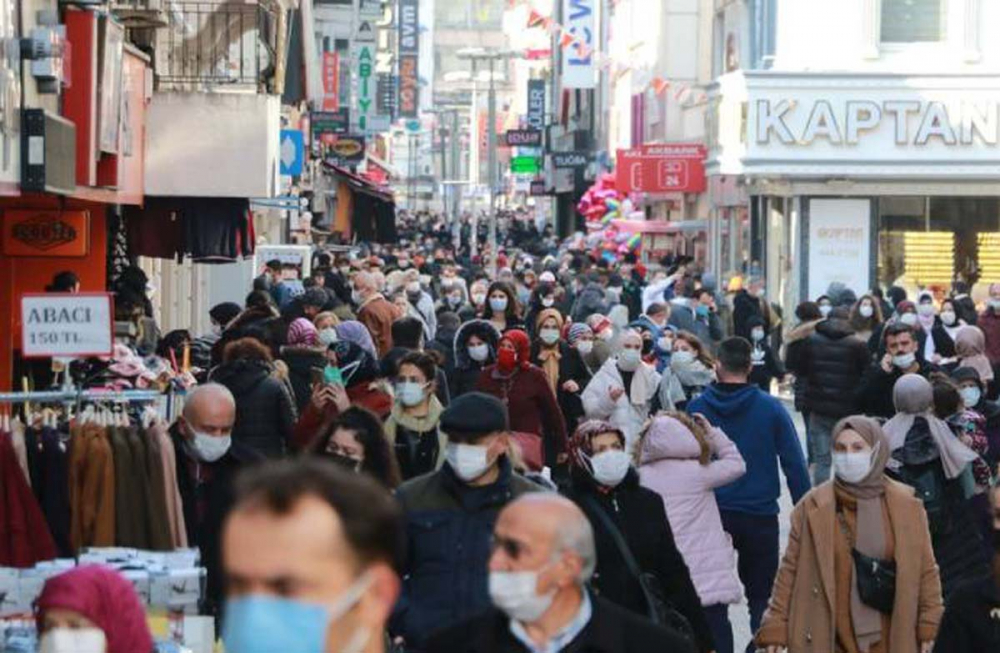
[110, 0, 168, 29]
[22, 108, 76, 195]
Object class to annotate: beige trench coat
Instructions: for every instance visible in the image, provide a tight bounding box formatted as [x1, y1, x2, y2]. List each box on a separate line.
[756, 479, 943, 653]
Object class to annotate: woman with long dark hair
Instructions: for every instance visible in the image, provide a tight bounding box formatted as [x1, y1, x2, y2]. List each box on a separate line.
[481, 281, 523, 333]
[308, 406, 402, 489]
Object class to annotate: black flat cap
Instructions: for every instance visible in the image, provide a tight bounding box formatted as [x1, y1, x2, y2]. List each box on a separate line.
[441, 392, 509, 439]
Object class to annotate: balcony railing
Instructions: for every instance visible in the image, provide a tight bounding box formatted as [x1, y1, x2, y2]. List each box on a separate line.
[155, 0, 279, 92]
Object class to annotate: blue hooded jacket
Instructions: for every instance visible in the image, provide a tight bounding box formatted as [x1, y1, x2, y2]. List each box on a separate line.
[687, 383, 809, 515]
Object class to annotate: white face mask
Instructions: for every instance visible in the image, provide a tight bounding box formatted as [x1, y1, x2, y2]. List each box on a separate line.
[670, 350, 696, 367]
[39, 628, 107, 653]
[961, 386, 982, 408]
[617, 348, 641, 371]
[406, 282, 422, 295]
[468, 343, 490, 362]
[989, 299, 1000, 310]
[892, 352, 916, 369]
[541, 297, 555, 308]
[539, 328, 560, 345]
[940, 311, 956, 326]
[833, 446, 876, 485]
[819, 304, 832, 317]
[472, 293, 487, 306]
[859, 304, 874, 319]
[598, 329, 614, 342]
[576, 340, 594, 355]
[448, 294, 463, 306]
[190, 429, 232, 463]
[489, 296, 509, 312]
[489, 569, 555, 623]
[917, 303, 935, 317]
[899, 313, 918, 326]
[657, 336, 673, 351]
[318, 328, 339, 346]
[351, 289, 364, 305]
[751, 328, 765, 342]
[396, 381, 426, 407]
[446, 442, 492, 482]
[588, 449, 631, 487]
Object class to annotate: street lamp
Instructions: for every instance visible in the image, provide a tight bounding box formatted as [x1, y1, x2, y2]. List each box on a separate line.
[457, 48, 519, 277]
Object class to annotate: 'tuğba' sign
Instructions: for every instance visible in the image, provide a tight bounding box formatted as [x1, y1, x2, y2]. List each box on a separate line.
[21, 293, 114, 358]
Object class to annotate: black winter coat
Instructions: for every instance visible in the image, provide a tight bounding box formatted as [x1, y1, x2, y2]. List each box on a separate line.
[451, 320, 501, 398]
[427, 326, 458, 383]
[562, 469, 714, 653]
[170, 425, 262, 616]
[930, 320, 959, 358]
[209, 359, 297, 457]
[557, 347, 595, 436]
[732, 290, 765, 340]
[786, 318, 870, 418]
[279, 346, 327, 413]
[933, 575, 1000, 652]
[856, 360, 939, 419]
[424, 592, 697, 653]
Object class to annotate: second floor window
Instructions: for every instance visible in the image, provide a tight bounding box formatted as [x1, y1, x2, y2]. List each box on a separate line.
[881, 0, 947, 43]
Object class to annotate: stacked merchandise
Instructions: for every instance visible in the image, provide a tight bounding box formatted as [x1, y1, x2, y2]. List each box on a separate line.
[0, 410, 187, 567]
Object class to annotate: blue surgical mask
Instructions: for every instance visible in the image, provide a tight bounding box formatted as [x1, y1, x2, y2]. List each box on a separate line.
[223, 572, 372, 653]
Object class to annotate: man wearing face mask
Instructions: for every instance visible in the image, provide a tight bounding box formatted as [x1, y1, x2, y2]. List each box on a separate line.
[858, 323, 939, 419]
[391, 392, 543, 651]
[978, 283, 1000, 389]
[561, 421, 715, 652]
[169, 383, 262, 616]
[425, 493, 696, 652]
[222, 458, 403, 653]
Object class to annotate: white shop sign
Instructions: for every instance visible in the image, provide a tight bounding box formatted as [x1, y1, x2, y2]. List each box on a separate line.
[21, 293, 114, 358]
[712, 72, 1000, 178]
[561, 0, 595, 90]
[807, 199, 871, 301]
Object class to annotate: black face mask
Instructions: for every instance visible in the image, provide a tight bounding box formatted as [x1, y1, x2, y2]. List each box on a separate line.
[325, 452, 363, 473]
[641, 339, 654, 356]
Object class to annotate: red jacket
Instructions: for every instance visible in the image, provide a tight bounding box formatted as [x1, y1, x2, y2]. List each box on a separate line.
[0, 435, 57, 567]
[476, 364, 568, 465]
[291, 383, 393, 451]
[979, 309, 1000, 365]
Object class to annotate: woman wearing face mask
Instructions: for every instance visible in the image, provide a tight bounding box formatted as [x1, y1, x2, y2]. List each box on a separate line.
[933, 480, 1000, 651]
[954, 325, 995, 396]
[755, 416, 943, 653]
[915, 291, 940, 362]
[817, 295, 834, 318]
[437, 281, 469, 317]
[279, 317, 329, 414]
[585, 314, 616, 367]
[292, 340, 393, 451]
[35, 565, 154, 653]
[524, 281, 559, 339]
[312, 311, 341, 342]
[309, 406, 401, 489]
[562, 420, 716, 653]
[658, 331, 717, 412]
[883, 374, 988, 599]
[476, 329, 567, 469]
[581, 329, 661, 450]
[384, 352, 447, 481]
[746, 315, 785, 392]
[850, 294, 885, 356]
[466, 279, 490, 319]
[482, 281, 523, 333]
[560, 323, 598, 437]
[638, 412, 746, 653]
[929, 299, 965, 365]
[530, 309, 567, 397]
[451, 319, 500, 398]
[951, 366, 1000, 473]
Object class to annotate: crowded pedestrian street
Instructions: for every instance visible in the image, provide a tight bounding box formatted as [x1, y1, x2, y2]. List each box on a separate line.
[3, 1, 1000, 652]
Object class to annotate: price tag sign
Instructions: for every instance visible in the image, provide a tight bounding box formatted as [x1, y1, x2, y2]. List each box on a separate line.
[21, 293, 114, 358]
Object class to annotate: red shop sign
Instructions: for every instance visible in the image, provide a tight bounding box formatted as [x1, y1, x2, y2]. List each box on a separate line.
[616, 143, 707, 194]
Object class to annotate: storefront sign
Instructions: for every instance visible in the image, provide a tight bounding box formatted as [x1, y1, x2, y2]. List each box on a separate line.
[398, 0, 419, 118]
[321, 134, 366, 166]
[321, 52, 339, 112]
[506, 129, 542, 147]
[530, 180, 549, 196]
[527, 79, 546, 132]
[312, 109, 350, 139]
[713, 72, 1000, 178]
[21, 293, 113, 358]
[352, 43, 376, 132]
[552, 151, 590, 169]
[2, 210, 90, 257]
[562, 0, 595, 89]
[616, 144, 707, 193]
[807, 199, 871, 302]
[511, 156, 542, 174]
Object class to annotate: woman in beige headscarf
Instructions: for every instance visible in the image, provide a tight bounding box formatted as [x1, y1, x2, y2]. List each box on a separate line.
[756, 415, 943, 653]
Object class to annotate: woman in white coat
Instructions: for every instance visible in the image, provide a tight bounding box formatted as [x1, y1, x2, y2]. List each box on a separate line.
[638, 411, 746, 653]
[581, 329, 660, 450]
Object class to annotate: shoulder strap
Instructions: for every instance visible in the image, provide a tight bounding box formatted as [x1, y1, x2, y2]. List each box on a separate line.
[581, 493, 643, 579]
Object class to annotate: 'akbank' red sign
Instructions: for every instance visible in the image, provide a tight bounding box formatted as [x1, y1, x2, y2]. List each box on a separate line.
[616, 144, 707, 194]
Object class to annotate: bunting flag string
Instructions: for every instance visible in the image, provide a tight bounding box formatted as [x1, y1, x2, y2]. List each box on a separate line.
[513, 0, 704, 106]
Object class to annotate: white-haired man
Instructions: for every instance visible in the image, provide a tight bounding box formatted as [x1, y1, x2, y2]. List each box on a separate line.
[170, 383, 262, 616]
[425, 493, 695, 652]
[352, 270, 400, 357]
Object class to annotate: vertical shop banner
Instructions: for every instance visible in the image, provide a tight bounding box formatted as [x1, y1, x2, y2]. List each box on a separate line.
[807, 199, 871, 301]
[322, 52, 339, 112]
[527, 79, 546, 133]
[398, 0, 419, 118]
[353, 42, 376, 132]
[562, 0, 595, 89]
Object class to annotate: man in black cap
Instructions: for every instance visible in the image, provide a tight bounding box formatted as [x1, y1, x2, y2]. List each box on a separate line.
[390, 392, 543, 651]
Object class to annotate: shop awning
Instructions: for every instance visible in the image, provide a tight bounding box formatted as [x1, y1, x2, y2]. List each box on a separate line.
[322, 162, 394, 203]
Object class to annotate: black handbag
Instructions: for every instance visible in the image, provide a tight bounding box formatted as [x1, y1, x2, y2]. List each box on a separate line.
[583, 495, 694, 641]
[838, 511, 897, 614]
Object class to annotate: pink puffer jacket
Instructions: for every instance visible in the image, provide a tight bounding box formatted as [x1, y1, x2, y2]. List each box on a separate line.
[638, 416, 746, 606]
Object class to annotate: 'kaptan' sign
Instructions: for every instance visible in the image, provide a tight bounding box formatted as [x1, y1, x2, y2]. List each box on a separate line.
[756, 98, 1000, 146]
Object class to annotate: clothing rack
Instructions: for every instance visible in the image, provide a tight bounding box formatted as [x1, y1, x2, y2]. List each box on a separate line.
[0, 389, 179, 423]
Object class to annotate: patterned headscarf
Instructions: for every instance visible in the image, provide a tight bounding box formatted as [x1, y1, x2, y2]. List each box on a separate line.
[287, 317, 319, 346]
[568, 419, 626, 473]
[567, 322, 593, 346]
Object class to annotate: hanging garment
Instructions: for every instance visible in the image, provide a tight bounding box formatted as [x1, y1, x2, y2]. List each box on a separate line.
[36, 427, 71, 556]
[152, 420, 188, 548]
[112, 426, 146, 548]
[0, 434, 57, 567]
[10, 420, 30, 486]
[69, 424, 116, 551]
[141, 424, 173, 551]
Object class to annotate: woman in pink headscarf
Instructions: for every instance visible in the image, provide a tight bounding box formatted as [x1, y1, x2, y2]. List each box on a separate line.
[35, 565, 153, 653]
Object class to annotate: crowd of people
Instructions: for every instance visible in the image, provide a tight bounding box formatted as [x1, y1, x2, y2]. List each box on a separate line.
[26, 215, 1000, 653]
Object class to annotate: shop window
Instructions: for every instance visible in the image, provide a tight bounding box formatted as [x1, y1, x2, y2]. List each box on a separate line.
[880, 0, 947, 43]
